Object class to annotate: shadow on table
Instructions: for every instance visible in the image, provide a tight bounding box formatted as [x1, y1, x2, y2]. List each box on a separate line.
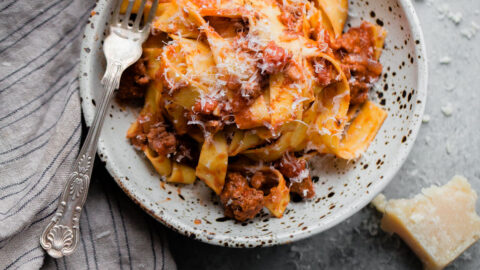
[165, 207, 423, 270]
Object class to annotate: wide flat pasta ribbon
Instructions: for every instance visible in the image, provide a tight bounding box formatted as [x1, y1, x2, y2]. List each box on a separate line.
[263, 169, 290, 218]
[335, 100, 387, 159]
[196, 132, 229, 194]
[243, 121, 308, 162]
[228, 129, 264, 156]
[314, 0, 348, 38]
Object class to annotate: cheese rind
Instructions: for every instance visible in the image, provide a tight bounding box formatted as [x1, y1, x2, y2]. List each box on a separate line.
[372, 176, 480, 270]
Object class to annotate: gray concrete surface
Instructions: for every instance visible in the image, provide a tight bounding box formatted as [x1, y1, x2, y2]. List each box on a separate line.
[165, 0, 480, 269]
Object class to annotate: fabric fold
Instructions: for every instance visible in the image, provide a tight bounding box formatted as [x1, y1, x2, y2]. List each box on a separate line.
[0, 1, 176, 269]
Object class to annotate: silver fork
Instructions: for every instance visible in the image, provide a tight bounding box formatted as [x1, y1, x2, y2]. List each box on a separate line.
[40, 0, 158, 258]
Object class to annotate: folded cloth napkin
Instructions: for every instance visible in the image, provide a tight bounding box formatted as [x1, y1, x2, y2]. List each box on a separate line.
[0, 0, 176, 269]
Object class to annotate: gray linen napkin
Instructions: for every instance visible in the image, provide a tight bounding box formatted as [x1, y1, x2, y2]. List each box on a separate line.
[0, 0, 176, 269]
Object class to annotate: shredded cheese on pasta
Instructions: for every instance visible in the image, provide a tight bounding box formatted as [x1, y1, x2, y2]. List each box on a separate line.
[122, 0, 388, 221]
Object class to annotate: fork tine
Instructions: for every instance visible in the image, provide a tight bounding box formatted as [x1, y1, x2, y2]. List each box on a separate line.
[142, 0, 158, 31]
[112, 0, 123, 25]
[133, 0, 147, 29]
[121, 0, 135, 28]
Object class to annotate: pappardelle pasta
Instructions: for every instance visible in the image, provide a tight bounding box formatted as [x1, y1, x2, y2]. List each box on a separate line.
[118, 0, 388, 221]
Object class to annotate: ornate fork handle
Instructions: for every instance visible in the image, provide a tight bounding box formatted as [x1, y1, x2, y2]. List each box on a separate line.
[40, 62, 122, 258]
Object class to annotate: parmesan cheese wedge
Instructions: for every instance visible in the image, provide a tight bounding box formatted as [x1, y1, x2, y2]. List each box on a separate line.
[372, 176, 480, 270]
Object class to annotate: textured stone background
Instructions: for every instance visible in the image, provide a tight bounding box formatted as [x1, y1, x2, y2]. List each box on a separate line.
[166, 0, 480, 269]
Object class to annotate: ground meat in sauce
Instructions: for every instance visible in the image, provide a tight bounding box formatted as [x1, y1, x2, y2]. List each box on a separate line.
[220, 173, 264, 221]
[128, 113, 153, 149]
[216, 44, 265, 111]
[227, 73, 266, 113]
[172, 136, 199, 167]
[276, 154, 306, 178]
[290, 176, 315, 199]
[313, 57, 339, 87]
[117, 57, 150, 101]
[147, 125, 176, 157]
[129, 112, 202, 165]
[284, 60, 304, 81]
[275, 154, 315, 199]
[204, 119, 224, 134]
[240, 73, 263, 99]
[276, 0, 304, 33]
[229, 38, 291, 112]
[250, 171, 279, 195]
[312, 26, 334, 47]
[258, 42, 290, 74]
[186, 111, 225, 134]
[333, 22, 383, 104]
[128, 113, 177, 156]
[193, 98, 219, 115]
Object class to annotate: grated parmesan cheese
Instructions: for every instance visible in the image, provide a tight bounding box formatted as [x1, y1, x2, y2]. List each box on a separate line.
[441, 103, 453, 116]
[436, 4, 463, 25]
[460, 22, 479, 39]
[445, 83, 455, 92]
[445, 141, 453, 155]
[438, 56, 452, 65]
[290, 168, 309, 183]
[422, 114, 431, 123]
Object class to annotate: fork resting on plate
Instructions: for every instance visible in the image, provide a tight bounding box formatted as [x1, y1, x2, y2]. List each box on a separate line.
[40, 0, 158, 258]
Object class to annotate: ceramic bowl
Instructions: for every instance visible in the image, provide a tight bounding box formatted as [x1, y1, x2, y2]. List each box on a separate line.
[79, 0, 427, 247]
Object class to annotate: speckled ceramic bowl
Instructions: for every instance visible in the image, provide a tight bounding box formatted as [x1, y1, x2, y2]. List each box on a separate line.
[79, 0, 427, 247]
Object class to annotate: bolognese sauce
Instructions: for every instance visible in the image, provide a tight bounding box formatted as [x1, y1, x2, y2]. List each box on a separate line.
[333, 22, 383, 104]
[120, 0, 388, 221]
[220, 173, 264, 221]
[117, 57, 150, 101]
